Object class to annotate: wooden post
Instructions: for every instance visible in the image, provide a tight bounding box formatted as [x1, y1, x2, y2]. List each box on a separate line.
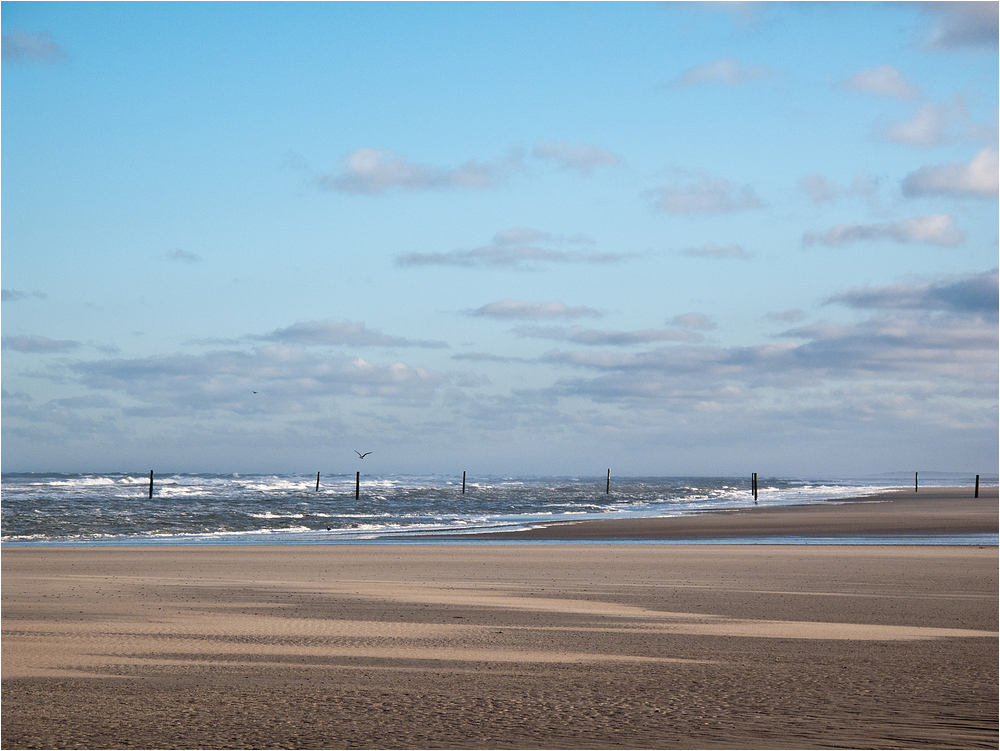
[316, 471, 320, 491]
[356, 471, 360, 500]
[915, 472, 918, 492]
[149, 470, 153, 499]
[975, 474, 980, 498]
[606, 469, 611, 495]
[462, 471, 466, 495]
[752, 472, 757, 502]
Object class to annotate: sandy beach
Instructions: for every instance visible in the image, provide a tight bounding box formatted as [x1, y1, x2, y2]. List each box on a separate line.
[2, 489, 997, 749]
[484, 486, 1000, 541]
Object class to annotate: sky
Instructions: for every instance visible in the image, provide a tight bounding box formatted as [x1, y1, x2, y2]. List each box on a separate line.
[2, 1, 998, 477]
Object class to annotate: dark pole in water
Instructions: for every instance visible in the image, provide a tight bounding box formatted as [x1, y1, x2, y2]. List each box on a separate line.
[606, 469, 611, 494]
[149, 470, 153, 499]
[316, 472, 320, 491]
[462, 471, 466, 495]
[356, 471, 360, 500]
[752, 472, 757, 503]
[915, 472, 918, 492]
[975, 474, 980, 498]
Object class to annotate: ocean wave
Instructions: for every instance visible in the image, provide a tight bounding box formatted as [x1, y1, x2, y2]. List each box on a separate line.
[2, 473, 989, 544]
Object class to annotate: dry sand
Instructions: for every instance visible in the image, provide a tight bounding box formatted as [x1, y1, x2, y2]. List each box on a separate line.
[2, 489, 997, 749]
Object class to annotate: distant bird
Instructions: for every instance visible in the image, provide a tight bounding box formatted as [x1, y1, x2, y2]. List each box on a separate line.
[253, 391, 257, 394]
[355, 450, 372, 459]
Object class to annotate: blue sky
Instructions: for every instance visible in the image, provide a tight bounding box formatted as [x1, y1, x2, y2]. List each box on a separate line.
[3, 1, 997, 476]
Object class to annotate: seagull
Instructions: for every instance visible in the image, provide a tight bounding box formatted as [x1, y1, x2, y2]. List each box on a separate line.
[355, 450, 372, 459]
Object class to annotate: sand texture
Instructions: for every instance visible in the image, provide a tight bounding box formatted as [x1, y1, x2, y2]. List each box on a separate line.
[2, 491, 998, 749]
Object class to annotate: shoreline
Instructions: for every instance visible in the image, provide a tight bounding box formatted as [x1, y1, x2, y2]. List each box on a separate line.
[3, 486, 996, 548]
[471, 486, 998, 542]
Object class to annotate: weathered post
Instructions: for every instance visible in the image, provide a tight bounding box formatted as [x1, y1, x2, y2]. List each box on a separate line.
[975, 474, 980, 498]
[752, 472, 758, 502]
[356, 471, 360, 500]
[462, 471, 466, 495]
[606, 468, 611, 494]
[149, 470, 153, 499]
[316, 471, 320, 491]
[915, 472, 918, 492]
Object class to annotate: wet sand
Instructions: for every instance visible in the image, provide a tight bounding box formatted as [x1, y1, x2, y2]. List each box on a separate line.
[2, 489, 998, 749]
[481, 486, 999, 541]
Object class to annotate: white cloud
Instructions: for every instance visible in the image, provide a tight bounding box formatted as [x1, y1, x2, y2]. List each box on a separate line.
[799, 174, 839, 203]
[2, 334, 80, 353]
[471, 300, 602, 320]
[827, 270, 998, 318]
[2, 289, 48, 302]
[778, 313, 997, 376]
[2, 31, 67, 63]
[451, 351, 533, 364]
[923, 2, 999, 49]
[803, 214, 964, 248]
[396, 228, 637, 268]
[874, 96, 987, 147]
[799, 173, 878, 203]
[316, 147, 523, 194]
[766, 309, 807, 324]
[839, 65, 920, 100]
[651, 176, 764, 215]
[74, 346, 448, 413]
[670, 313, 716, 331]
[8, 272, 995, 473]
[533, 141, 622, 175]
[879, 103, 953, 147]
[666, 57, 778, 88]
[260, 320, 448, 349]
[542, 273, 998, 411]
[513, 325, 702, 346]
[902, 147, 999, 199]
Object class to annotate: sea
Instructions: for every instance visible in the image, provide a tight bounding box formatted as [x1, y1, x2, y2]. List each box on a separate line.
[2, 472, 996, 547]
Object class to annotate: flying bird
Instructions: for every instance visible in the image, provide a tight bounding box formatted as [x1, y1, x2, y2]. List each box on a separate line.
[355, 450, 372, 459]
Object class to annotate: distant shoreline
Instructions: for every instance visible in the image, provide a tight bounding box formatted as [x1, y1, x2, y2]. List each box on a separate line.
[465, 487, 999, 542]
